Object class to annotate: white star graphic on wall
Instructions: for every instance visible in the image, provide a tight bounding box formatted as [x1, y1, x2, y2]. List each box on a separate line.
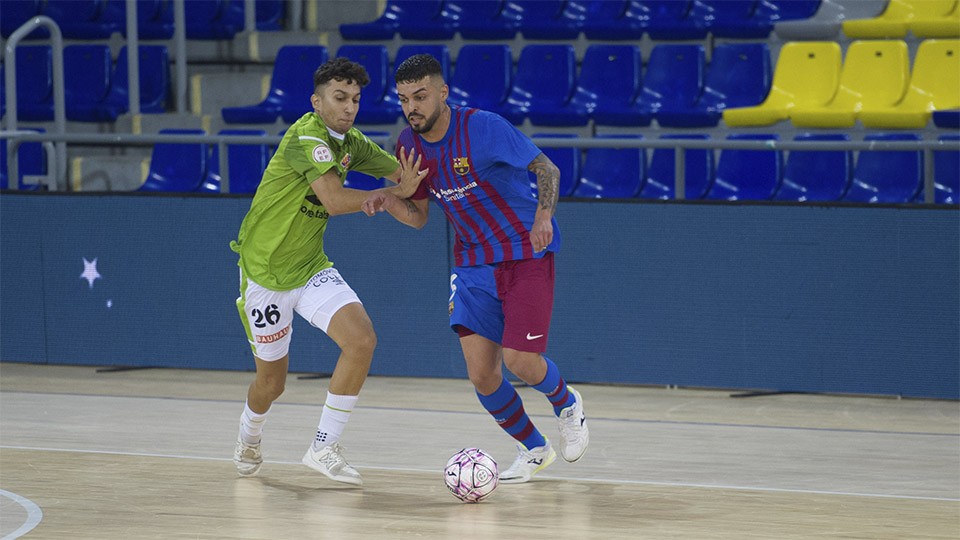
[81, 258, 102, 289]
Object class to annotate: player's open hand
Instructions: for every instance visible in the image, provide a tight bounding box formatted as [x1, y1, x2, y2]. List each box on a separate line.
[396, 147, 429, 198]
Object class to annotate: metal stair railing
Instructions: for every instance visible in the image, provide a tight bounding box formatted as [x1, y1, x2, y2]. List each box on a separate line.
[3, 15, 66, 191]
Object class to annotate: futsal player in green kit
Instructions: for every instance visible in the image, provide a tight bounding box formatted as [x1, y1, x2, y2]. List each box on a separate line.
[230, 58, 428, 485]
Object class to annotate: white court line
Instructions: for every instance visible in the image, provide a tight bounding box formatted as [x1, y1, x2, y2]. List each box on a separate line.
[3, 444, 957, 503]
[0, 489, 43, 540]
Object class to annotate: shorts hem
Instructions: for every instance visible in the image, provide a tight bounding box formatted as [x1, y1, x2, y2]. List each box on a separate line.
[307, 291, 362, 332]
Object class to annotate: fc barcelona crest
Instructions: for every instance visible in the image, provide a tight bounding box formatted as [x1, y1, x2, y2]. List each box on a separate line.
[453, 157, 471, 175]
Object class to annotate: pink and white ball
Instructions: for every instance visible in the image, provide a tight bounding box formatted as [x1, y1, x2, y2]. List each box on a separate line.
[443, 448, 499, 503]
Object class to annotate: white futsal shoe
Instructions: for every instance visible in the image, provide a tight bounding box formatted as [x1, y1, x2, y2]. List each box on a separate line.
[557, 386, 589, 462]
[234, 438, 263, 477]
[499, 441, 557, 484]
[302, 441, 363, 486]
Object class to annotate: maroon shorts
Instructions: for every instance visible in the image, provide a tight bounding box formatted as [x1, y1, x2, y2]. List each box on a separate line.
[451, 252, 555, 353]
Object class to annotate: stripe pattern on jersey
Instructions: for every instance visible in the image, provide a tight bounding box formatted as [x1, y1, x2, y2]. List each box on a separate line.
[403, 107, 538, 267]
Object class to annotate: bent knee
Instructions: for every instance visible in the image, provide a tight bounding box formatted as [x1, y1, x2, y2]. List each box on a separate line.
[502, 351, 543, 381]
[343, 328, 377, 357]
[256, 376, 286, 400]
[468, 373, 503, 394]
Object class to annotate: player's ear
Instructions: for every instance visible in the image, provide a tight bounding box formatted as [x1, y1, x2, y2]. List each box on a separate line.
[310, 91, 321, 112]
[440, 83, 449, 101]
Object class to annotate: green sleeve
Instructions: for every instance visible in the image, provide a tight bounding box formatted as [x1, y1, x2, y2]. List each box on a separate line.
[285, 133, 338, 181]
[351, 132, 400, 180]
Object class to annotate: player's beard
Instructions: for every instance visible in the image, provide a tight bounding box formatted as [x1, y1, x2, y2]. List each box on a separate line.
[409, 105, 442, 134]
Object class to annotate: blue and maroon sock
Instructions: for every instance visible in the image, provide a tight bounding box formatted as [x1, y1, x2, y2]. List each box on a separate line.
[532, 356, 576, 416]
[476, 378, 547, 450]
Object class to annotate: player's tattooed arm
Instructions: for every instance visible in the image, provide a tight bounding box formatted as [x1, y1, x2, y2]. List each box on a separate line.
[528, 152, 559, 253]
[528, 152, 560, 215]
[400, 197, 421, 216]
[361, 191, 430, 229]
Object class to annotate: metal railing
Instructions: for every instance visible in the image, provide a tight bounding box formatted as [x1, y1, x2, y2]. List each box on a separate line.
[1, 130, 957, 202]
[2, 0, 310, 190]
[527, 136, 960, 204]
[3, 16, 67, 189]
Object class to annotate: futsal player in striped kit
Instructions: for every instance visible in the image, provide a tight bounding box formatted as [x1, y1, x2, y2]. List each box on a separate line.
[362, 54, 590, 483]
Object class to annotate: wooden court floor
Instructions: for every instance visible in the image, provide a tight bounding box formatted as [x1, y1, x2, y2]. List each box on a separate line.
[1, 363, 957, 539]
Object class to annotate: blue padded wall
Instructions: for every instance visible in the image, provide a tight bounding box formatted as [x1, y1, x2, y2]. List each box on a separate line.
[552, 203, 959, 398]
[1, 194, 957, 398]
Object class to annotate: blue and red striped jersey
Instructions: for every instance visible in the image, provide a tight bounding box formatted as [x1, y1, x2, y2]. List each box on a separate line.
[397, 106, 561, 267]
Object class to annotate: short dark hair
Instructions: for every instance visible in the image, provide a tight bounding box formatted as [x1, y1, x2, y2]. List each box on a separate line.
[314, 57, 370, 91]
[395, 54, 443, 84]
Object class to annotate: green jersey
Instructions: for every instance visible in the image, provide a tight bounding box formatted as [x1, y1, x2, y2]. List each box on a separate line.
[230, 112, 399, 290]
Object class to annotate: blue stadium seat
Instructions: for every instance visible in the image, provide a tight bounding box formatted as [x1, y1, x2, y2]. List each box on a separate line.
[120, 0, 174, 40]
[448, 45, 512, 112]
[42, 0, 121, 39]
[646, 0, 711, 40]
[198, 130, 270, 194]
[1, 64, 5, 118]
[518, 0, 588, 39]
[336, 45, 400, 125]
[397, 0, 457, 39]
[217, 0, 285, 32]
[340, 0, 445, 40]
[707, 134, 782, 201]
[185, 0, 242, 39]
[774, 134, 852, 201]
[933, 109, 960, 128]
[505, 45, 584, 126]
[773, 0, 823, 21]
[528, 134, 581, 197]
[139, 129, 208, 193]
[657, 43, 771, 128]
[15, 46, 53, 122]
[640, 135, 714, 200]
[222, 46, 328, 125]
[453, 0, 520, 39]
[64, 45, 115, 122]
[582, 0, 647, 40]
[577, 44, 646, 127]
[844, 133, 923, 203]
[640, 44, 705, 126]
[573, 135, 645, 199]
[1, 1, 42, 39]
[704, 0, 771, 38]
[0, 129, 46, 190]
[104, 45, 170, 115]
[706, 0, 820, 39]
[933, 135, 959, 204]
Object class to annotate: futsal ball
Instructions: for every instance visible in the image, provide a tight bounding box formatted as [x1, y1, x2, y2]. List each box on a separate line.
[443, 448, 499, 503]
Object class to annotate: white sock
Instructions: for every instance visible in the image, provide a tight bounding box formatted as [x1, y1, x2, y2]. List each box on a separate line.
[313, 392, 358, 450]
[239, 402, 269, 445]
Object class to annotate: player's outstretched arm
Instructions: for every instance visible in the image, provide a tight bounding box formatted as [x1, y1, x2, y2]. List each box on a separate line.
[310, 148, 429, 217]
[362, 192, 430, 229]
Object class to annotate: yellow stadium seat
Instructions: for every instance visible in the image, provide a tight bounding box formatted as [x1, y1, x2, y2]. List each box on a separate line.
[843, 0, 956, 38]
[791, 41, 910, 128]
[860, 39, 960, 128]
[723, 42, 841, 127]
[910, 1, 960, 37]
